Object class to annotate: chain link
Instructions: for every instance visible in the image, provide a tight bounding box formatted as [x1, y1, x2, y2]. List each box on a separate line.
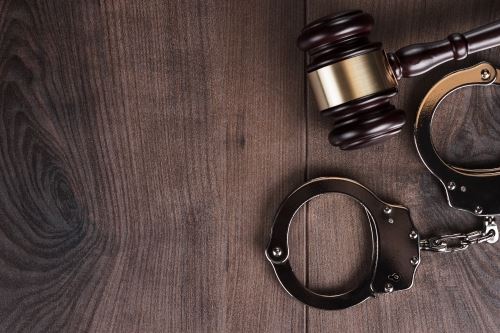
[419, 217, 499, 253]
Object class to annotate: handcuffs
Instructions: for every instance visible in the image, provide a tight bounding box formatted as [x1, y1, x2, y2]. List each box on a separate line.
[266, 62, 500, 310]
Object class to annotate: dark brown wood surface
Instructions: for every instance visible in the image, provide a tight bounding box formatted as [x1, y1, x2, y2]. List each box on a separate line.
[0, 0, 498, 332]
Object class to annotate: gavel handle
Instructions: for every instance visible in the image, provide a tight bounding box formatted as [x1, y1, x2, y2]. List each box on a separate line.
[387, 20, 500, 80]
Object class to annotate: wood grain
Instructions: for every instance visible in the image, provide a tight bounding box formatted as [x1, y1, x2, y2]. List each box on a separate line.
[0, 1, 117, 331]
[305, 1, 500, 332]
[0, 0, 498, 332]
[0, 0, 305, 332]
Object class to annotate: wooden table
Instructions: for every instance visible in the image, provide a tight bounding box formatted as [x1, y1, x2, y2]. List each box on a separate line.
[0, 0, 499, 332]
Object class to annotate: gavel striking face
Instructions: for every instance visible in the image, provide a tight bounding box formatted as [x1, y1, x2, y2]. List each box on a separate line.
[298, 10, 500, 150]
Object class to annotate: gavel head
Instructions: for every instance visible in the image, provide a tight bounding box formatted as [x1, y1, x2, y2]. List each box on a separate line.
[298, 10, 406, 150]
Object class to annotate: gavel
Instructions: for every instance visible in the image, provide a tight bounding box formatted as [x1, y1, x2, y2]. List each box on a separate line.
[298, 10, 500, 150]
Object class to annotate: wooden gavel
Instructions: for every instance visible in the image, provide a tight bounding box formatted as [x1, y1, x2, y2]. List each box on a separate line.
[298, 10, 500, 150]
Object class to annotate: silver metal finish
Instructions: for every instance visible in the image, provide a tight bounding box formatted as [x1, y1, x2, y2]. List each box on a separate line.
[481, 68, 491, 80]
[388, 273, 400, 281]
[410, 256, 420, 266]
[265, 177, 419, 310]
[266, 68, 500, 310]
[414, 62, 500, 217]
[413, 61, 500, 255]
[266, 175, 498, 310]
[419, 218, 498, 252]
[485, 218, 499, 243]
[272, 247, 283, 258]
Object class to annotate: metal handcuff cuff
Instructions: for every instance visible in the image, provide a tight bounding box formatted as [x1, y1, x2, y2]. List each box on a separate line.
[265, 62, 500, 310]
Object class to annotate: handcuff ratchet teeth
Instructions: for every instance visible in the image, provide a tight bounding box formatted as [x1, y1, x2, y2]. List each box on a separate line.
[266, 62, 499, 310]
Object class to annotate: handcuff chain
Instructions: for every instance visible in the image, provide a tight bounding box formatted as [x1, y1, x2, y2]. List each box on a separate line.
[419, 217, 499, 253]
